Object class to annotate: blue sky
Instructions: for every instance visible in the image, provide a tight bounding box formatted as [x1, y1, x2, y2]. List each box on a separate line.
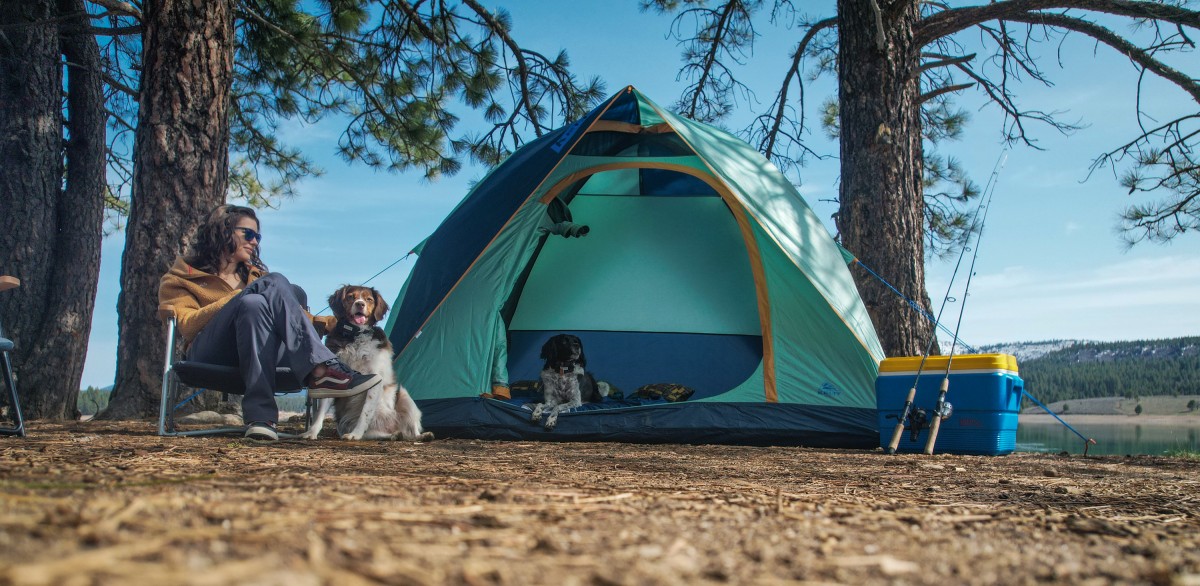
[79, 1, 1200, 388]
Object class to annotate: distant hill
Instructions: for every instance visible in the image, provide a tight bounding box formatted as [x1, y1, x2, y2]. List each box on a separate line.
[980, 336, 1200, 405]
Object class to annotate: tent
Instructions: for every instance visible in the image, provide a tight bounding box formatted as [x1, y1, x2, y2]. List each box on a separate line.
[385, 87, 885, 447]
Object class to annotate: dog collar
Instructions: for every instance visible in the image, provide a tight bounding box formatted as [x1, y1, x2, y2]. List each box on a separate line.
[333, 319, 373, 340]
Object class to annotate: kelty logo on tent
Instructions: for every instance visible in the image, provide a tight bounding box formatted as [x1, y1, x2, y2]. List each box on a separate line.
[817, 382, 841, 397]
[549, 117, 587, 153]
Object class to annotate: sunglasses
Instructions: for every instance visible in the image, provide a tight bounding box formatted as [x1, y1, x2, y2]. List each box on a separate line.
[235, 227, 263, 243]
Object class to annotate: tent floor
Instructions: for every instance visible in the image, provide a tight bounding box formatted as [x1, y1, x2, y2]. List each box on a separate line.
[418, 397, 878, 447]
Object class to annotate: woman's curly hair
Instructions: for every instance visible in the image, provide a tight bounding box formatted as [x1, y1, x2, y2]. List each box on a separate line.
[184, 204, 267, 282]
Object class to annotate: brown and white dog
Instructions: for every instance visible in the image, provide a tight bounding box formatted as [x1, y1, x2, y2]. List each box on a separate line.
[301, 285, 432, 441]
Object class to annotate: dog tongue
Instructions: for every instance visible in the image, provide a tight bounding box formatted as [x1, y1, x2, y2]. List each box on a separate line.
[352, 315, 368, 325]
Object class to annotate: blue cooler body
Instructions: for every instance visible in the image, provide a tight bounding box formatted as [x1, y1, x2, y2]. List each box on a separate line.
[876, 354, 1023, 455]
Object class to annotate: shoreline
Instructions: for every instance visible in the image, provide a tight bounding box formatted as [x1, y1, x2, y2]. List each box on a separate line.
[1020, 413, 1200, 425]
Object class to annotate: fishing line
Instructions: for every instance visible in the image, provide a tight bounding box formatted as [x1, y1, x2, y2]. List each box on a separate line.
[1021, 390, 1098, 455]
[312, 250, 416, 316]
[852, 259, 977, 353]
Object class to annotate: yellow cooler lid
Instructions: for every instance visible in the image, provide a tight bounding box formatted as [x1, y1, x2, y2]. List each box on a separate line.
[878, 353, 1018, 374]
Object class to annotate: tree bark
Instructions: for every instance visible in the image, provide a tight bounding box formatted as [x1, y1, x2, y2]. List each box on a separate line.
[0, 0, 105, 419]
[836, 0, 939, 357]
[102, 0, 235, 419]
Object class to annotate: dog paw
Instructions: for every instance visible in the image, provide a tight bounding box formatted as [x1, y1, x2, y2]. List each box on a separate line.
[299, 430, 320, 440]
[417, 431, 435, 442]
[342, 432, 363, 441]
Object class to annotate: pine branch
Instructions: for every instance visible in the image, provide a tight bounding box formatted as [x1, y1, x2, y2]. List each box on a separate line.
[687, 1, 738, 119]
[915, 0, 1200, 47]
[919, 82, 975, 104]
[102, 72, 138, 98]
[86, 0, 141, 20]
[919, 52, 976, 74]
[761, 17, 837, 160]
[1003, 12, 1200, 104]
[459, 0, 539, 134]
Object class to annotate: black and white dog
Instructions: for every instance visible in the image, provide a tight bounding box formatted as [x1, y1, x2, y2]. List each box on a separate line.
[529, 334, 609, 430]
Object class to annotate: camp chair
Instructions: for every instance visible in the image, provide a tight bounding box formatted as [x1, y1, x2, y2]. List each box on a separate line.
[0, 276, 26, 437]
[157, 304, 311, 437]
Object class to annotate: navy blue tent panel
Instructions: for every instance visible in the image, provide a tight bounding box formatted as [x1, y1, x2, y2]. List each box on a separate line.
[598, 90, 642, 124]
[507, 330, 763, 400]
[417, 398, 879, 447]
[641, 169, 718, 196]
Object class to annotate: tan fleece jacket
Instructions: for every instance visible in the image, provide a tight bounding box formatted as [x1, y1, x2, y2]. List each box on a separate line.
[158, 257, 335, 344]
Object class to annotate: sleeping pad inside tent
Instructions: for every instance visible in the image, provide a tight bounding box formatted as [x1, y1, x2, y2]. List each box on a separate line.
[384, 86, 886, 447]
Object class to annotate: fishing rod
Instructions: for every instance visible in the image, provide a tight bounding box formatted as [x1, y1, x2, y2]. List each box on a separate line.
[882, 254, 968, 454]
[884, 150, 1007, 454]
[923, 152, 1007, 455]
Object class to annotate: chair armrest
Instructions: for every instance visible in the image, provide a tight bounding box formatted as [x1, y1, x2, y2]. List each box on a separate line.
[0, 276, 19, 293]
[157, 304, 177, 322]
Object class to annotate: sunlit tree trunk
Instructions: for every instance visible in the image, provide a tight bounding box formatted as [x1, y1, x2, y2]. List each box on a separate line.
[103, 0, 235, 418]
[836, 0, 938, 357]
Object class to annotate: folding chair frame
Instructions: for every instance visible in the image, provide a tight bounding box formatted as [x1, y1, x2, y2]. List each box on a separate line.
[158, 305, 311, 438]
[0, 276, 26, 437]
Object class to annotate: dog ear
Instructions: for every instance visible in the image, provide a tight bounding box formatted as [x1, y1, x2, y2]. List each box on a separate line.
[540, 337, 556, 361]
[372, 288, 389, 322]
[577, 343, 587, 368]
[327, 287, 349, 320]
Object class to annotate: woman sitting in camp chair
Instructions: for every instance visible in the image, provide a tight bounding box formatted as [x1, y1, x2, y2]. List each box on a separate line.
[158, 204, 382, 442]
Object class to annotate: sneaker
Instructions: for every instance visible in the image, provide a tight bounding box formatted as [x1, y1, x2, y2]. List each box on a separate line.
[307, 359, 382, 399]
[244, 422, 278, 442]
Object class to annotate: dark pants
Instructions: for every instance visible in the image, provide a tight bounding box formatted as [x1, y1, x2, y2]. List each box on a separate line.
[188, 272, 335, 425]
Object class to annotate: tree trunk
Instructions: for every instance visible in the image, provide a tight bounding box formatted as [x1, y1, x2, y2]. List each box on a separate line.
[33, 0, 107, 418]
[101, 0, 235, 419]
[0, 0, 105, 420]
[836, 0, 938, 358]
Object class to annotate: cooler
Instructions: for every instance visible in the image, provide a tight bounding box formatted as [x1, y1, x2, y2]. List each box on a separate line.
[876, 353, 1023, 455]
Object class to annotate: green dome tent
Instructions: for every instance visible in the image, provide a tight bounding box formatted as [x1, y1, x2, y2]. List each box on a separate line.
[386, 87, 885, 446]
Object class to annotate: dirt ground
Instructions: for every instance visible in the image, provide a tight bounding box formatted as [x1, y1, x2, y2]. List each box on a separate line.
[1, 421, 1198, 586]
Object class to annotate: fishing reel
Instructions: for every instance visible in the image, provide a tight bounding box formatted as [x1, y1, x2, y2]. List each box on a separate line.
[886, 408, 930, 442]
[905, 408, 929, 442]
[934, 401, 954, 421]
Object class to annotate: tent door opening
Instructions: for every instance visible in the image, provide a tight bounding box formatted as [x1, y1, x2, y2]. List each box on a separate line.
[504, 167, 763, 400]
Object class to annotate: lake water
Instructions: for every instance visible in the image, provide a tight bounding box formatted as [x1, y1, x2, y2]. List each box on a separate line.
[1017, 420, 1200, 456]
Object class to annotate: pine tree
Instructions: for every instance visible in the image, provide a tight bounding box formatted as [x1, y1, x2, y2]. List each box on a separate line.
[647, 0, 1200, 355]
[90, 1, 605, 418]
